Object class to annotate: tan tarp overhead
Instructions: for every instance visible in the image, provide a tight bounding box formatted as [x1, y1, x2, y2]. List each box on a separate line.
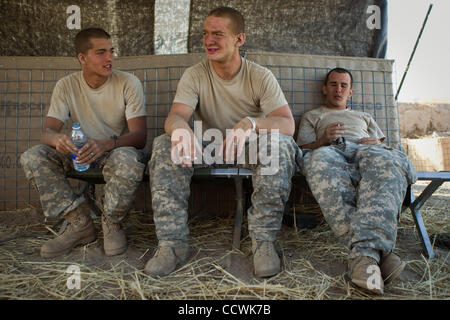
[0, 53, 397, 210]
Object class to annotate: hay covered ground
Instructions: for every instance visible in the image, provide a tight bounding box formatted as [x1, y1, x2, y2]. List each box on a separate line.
[0, 181, 448, 300]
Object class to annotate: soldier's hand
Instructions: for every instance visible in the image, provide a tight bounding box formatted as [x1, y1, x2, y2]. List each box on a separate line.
[55, 134, 77, 155]
[77, 139, 106, 164]
[359, 137, 381, 145]
[221, 118, 253, 163]
[170, 128, 202, 167]
[319, 122, 345, 145]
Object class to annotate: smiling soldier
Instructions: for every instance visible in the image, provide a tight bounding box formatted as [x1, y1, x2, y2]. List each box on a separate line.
[20, 28, 148, 258]
[146, 7, 299, 278]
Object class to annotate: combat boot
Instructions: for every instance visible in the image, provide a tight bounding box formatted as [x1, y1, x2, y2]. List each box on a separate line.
[144, 245, 190, 277]
[252, 239, 281, 278]
[102, 215, 127, 256]
[40, 201, 96, 258]
[347, 256, 384, 295]
[380, 252, 405, 284]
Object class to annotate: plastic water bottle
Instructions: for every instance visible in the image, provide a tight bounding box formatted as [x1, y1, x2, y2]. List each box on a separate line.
[71, 122, 90, 172]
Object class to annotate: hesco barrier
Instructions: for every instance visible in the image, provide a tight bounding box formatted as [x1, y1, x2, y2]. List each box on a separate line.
[402, 137, 450, 172]
[0, 53, 398, 212]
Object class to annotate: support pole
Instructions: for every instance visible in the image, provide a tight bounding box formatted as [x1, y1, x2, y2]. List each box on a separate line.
[395, 4, 433, 101]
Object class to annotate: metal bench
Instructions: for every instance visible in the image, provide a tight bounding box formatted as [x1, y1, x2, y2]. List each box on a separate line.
[67, 167, 449, 258]
[403, 171, 450, 258]
[67, 167, 252, 251]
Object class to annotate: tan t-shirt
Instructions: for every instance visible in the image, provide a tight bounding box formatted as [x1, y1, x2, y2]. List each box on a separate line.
[47, 70, 146, 140]
[297, 106, 385, 146]
[173, 58, 288, 135]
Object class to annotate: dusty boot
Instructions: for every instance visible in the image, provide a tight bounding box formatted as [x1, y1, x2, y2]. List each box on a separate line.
[144, 245, 189, 277]
[40, 201, 96, 258]
[347, 256, 384, 295]
[102, 215, 127, 256]
[252, 239, 281, 278]
[380, 252, 405, 284]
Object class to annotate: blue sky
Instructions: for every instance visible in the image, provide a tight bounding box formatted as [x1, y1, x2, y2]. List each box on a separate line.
[387, 0, 450, 102]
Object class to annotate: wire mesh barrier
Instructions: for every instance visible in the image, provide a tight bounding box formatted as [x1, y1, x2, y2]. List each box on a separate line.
[0, 54, 398, 210]
[402, 136, 450, 171]
[267, 65, 398, 146]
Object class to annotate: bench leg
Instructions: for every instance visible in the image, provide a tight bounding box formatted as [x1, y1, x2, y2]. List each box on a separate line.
[411, 180, 444, 212]
[406, 185, 436, 259]
[232, 177, 245, 250]
[82, 183, 102, 217]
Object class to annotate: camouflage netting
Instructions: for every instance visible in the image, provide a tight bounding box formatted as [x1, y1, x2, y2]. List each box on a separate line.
[0, 0, 155, 56]
[189, 0, 384, 57]
[1, 0, 386, 57]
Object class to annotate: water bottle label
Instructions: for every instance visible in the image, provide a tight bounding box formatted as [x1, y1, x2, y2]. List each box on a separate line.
[71, 124, 90, 172]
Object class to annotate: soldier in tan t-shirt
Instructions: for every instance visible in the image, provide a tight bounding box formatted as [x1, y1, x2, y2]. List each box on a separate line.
[20, 28, 148, 259]
[297, 106, 386, 147]
[297, 68, 417, 295]
[146, 7, 300, 278]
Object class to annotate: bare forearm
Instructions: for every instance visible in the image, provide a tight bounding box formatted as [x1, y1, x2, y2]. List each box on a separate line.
[40, 129, 64, 148]
[300, 139, 328, 150]
[254, 116, 295, 136]
[165, 113, 192, 136]
[110, 130, 147, 150]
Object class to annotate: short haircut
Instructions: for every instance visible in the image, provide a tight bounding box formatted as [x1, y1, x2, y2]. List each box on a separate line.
[207, 6, 245, 34]
[74, 28, 111, 55]
[324, 67, 353, 87]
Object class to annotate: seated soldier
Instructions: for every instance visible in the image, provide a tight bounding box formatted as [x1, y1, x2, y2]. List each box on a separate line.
[20, 28, 148, 258]
[297, 67, 417, 295]
[145, 7, 299, 278]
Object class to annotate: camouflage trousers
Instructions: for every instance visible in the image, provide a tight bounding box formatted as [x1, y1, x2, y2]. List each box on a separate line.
[149, 133, 300, 248]
[301, 141, 417, 262]
[20, 144, 148, 222]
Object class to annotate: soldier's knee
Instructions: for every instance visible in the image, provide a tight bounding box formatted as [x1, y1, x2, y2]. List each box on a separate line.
[150, 134, 172, 164]
[152, 134, 171, 151]
[20, 144, 52, 169]
[104, 147, 146, 182]
[261, 132, 297, 161]
[109, 147, 141, 164]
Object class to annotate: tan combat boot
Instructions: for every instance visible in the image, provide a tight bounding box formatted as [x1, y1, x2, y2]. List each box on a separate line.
[144, 245, 190, 277]
[380, 252, 405, 284]
[40, 201, 96, 258]
[347, 256, 384, 295]
[252, 239, 281, 278]
[102, 215, 127, 256]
